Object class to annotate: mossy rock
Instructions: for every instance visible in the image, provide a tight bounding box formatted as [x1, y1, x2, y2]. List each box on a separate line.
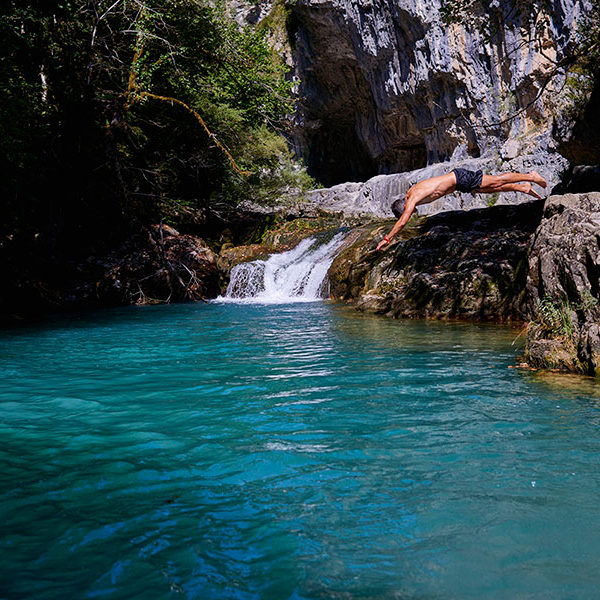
[261, 216, 342, 249]
[526, 338, 583, 373]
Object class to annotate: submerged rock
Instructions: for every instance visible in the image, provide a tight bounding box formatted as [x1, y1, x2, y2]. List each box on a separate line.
[329, 201, 544, 320]
[525, 193, 600, 374]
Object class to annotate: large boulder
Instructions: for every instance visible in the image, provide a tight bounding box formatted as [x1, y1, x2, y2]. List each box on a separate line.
[92, 226, 220, 305]
[64, 226, 220, 308]
[327, 222, 397, 300]
[525, 193, 600, 374]
[329, 201, 544, 320]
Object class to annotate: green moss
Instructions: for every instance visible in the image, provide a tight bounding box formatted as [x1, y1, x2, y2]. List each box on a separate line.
[259, 215, 343, 248]
[486, 193, 499, 207]
[376, 280, 404, 295]
[255, 0, 293, 67]
[257, 0, 288, 31]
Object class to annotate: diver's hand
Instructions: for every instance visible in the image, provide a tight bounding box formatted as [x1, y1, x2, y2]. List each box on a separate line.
[376, 236, 391, 251]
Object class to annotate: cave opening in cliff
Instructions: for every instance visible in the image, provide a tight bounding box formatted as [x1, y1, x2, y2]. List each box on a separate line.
[304, 124, 378, 187]
[377, 143, 428, 175]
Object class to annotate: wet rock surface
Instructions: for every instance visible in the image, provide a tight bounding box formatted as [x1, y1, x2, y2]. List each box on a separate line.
[329, 201, 545, 320]
[2, 226, 220, 323]
[525, 193, 600, 374]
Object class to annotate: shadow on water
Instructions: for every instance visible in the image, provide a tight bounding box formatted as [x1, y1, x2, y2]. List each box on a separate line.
[327, 303, 520, 353]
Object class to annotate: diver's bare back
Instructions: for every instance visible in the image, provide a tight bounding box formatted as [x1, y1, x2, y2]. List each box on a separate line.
[409, 172, 456, 206]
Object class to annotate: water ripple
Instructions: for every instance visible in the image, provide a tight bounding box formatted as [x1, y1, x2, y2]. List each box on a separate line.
[2, 303, 600, 598]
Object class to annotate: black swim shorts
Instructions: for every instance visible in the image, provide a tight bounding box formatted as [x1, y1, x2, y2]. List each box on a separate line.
[452, 168, 483, 194]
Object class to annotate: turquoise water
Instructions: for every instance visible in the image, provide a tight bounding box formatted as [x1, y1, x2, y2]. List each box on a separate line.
[2, 302, 600, 599]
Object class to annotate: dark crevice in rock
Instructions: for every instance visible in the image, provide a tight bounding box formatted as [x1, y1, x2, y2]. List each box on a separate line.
[586, 249, 600, 299]
[377, 143, 427, 175]
[556, 79, 600, 165]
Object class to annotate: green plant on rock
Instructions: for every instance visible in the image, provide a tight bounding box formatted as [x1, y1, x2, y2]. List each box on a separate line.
[497, 89, 516, 120]
[578, 288, 599, 312]
[536, 296, 575, 339]
[486, 193, 500, 207]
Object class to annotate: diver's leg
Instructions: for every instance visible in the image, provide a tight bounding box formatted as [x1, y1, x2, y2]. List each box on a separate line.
[477, 180, 542, 199]
[478, 171, 547, 191]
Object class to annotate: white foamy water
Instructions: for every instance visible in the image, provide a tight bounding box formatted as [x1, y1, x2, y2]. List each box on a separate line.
[217, 231, 348, 304]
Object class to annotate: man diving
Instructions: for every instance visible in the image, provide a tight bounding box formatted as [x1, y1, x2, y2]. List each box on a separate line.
[376, 168, 547, 251]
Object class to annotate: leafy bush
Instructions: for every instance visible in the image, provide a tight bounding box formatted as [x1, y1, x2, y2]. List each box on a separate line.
[1, 0, 300, 256]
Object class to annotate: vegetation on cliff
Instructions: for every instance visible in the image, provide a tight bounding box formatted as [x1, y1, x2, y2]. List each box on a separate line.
[441, 0, 600, 141]
[1, 0, 312, 318]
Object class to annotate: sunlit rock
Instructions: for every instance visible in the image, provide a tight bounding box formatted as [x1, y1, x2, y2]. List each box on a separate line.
[290, 0, 583, 186]
[525, 192, 600, 374]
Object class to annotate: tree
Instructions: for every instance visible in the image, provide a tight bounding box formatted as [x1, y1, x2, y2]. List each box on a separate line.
[0, 0, 298, 256]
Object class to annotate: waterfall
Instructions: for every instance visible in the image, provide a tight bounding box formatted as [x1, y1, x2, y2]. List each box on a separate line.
[218, 231, 348, 303]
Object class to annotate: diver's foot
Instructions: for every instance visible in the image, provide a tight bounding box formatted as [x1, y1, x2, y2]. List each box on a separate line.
[524, 182, 542, 200]
[529, 171, 547, 188]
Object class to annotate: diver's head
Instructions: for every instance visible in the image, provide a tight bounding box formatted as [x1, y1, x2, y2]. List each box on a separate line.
[391, 196, 406, 218]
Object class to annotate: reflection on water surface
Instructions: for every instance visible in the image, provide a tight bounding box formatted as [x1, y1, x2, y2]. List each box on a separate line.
[1, 302, 600, 599]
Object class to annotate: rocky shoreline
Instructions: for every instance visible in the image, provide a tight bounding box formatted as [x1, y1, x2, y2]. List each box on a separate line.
[323, 191, 600, 376]
[328, 201, 543, 321]
[3, 188, 600, 377]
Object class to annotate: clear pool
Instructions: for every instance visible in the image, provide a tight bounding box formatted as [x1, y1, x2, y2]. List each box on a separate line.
[2, 302, 600, 599]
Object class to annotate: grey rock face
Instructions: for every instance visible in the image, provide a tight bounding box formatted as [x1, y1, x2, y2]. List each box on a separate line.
[305, 153, 563, 218]
[227, 0, 274, 27]
[291, 0, 584, 185]
[525, 193, 600, 374]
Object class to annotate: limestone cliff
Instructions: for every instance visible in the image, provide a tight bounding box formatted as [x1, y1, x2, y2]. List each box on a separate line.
[525, 193, 600, 374]
[290, 0, 585, 186]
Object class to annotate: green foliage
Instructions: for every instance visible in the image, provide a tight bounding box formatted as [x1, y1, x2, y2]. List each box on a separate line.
[256, 0, 293, 47]
[486, 193, 499, 207]
[535, 289, 600, 344]
[579, 289, 599, 312]
[536, 296, 575, 339]
[0, 0, 299, 259]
